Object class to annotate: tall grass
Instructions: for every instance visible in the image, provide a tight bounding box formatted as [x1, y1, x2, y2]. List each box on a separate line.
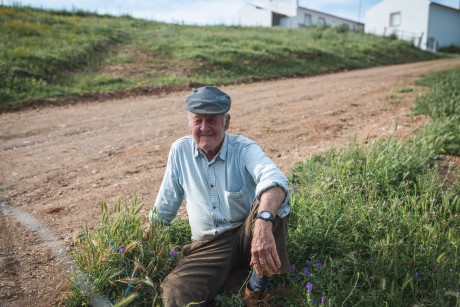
[413, 68, 460, 155]
[65, 68, 460, 306]
[284, 137, 458, 306]
[64, 197, 191, 306]
[0, 5, 439, 110]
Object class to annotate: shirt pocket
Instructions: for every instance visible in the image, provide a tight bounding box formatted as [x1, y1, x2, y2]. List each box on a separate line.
[224, 189, 251, 223]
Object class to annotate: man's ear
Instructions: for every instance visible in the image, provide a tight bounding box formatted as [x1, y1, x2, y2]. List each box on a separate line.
[224, 114, 231, 130]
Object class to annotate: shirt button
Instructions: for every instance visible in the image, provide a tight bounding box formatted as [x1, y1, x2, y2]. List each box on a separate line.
[216, 224, 219, 227]
[210, 184, 214, 188]
[213, 206, 216, 209]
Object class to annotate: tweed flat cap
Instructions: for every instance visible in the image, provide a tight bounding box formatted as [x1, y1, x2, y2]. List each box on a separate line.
[184, 86, 231, 115]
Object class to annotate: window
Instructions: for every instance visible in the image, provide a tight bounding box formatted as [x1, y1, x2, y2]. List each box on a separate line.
[304, 14, 312, 26]
[389, 12, 401, 27]
[318, 17, 326, 27]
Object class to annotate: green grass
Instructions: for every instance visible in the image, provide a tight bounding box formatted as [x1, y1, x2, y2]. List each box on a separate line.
[64, 198, 191, 306]
[65, 68, 460, 306]
[0, 5, 440, 111]
[413, 68, 460, 155]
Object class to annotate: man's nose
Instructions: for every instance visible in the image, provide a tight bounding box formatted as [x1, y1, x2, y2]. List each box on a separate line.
[200, 121, 209, 131]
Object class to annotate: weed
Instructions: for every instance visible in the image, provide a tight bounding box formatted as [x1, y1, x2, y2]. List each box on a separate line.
[64, 197, 191, 306]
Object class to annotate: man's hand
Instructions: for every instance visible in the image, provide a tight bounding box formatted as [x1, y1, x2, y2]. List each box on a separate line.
[250, 219, 281, 277]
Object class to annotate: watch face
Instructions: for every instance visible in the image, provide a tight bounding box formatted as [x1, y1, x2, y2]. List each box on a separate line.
[260, 211, 271, 219]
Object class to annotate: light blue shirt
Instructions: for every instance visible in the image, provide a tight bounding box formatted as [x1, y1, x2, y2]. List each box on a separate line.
[150, 132, 290, 241]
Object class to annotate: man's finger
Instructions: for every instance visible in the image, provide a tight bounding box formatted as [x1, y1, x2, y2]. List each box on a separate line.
[253, 261, 263, 277]
[264, 254, 277, 273]
[272, 249, 282, 270]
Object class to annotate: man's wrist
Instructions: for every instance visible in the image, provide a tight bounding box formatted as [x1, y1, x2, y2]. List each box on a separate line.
[256, 210, 275, 225]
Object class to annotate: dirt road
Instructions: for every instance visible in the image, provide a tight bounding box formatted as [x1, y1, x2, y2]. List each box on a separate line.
[1, 58, 460, 305]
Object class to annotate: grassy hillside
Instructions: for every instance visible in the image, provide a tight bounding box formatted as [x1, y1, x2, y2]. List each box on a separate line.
[0, 5, 440, 111]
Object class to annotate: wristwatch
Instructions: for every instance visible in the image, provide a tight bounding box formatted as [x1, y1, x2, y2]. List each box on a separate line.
[256, 211, 275, 225]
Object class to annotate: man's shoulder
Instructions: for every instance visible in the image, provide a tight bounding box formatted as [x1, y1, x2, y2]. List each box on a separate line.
[172, 135, 194, 147]
[170, 136, 195, 153]
[226, 133, 256, 147]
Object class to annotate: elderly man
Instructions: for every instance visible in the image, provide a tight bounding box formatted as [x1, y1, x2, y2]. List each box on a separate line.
[149, 85, 290, 306]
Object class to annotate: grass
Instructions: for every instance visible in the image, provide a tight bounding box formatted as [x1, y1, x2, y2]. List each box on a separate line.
[65, 68, 460, 306]
[0, 5, 441, 111]
[64, 198, 191, 306]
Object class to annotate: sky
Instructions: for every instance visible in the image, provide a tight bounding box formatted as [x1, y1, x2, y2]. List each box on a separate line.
[7, 0, 460, 25]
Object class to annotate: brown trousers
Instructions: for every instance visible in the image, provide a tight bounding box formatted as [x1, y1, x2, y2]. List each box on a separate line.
[161, 199, 290, 307]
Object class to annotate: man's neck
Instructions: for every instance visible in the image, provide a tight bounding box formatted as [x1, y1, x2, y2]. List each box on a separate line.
[203, 149, 218, 161]
[200, 137, 225, 161]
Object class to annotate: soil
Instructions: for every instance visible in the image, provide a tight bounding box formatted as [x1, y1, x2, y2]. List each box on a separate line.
[1, 58, 460, 306]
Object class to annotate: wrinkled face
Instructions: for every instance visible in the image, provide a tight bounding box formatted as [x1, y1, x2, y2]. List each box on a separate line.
[188, 112, 230, 158]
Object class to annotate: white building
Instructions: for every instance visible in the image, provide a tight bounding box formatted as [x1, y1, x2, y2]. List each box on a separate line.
[238, 0, 364, 31]
[365, 0, 460, 52]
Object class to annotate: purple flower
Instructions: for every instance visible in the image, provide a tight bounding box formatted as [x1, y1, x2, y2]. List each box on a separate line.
[323, 161, 328, 166]
[290, 263, 295, 272]
[312, 298, 317, 304]
[148, 283, 160, 294]
[306, 260, 313, 266]
[303, 267, 311, 276]
[306, 282, 313, 292]
[321, 297, 326, 305]
[316, 262, 323, 269]
[119, 246, 126, 253]
[167, 248, 177, 257]
[292, 186, 297, 191]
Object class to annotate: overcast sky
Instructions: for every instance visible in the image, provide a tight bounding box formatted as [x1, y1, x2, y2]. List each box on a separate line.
[7, 0, 460, 25]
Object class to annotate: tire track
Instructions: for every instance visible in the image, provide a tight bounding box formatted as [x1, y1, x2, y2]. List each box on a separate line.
[0, 203, 110, 306]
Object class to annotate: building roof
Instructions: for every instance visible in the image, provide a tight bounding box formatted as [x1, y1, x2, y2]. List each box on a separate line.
[430, 1, 460, 12]
[247, 0, 363, 25]
[297, 5, 364, 25]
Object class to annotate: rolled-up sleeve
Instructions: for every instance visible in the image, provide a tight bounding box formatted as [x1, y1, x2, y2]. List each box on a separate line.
[243, 143, 290, 217]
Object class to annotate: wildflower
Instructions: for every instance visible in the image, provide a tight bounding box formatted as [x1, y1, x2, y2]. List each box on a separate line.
[290, 263, 295, 272]
[119, 246, 126, 253]
[323, 161, 328, 166]
[413, 272, 421, 279]
[303, 267, 311, 277]
[167, 248, 177, 257]
[312, 298, 317, 304]
[306, 282, 313, 292]
[148, 283, 160, 294]
[321, 297, 326, 305]
[306, 260, 313, 266]
[316, 262, 323, 269]
[292, 186, 297, 192]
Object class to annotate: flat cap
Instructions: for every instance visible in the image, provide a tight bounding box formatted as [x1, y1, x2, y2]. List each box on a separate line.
[184, 86, 231, 115]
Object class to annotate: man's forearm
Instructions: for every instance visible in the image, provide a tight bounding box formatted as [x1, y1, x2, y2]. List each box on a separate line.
[250, 185, 286, 277]
[258, 186, 286, 215]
